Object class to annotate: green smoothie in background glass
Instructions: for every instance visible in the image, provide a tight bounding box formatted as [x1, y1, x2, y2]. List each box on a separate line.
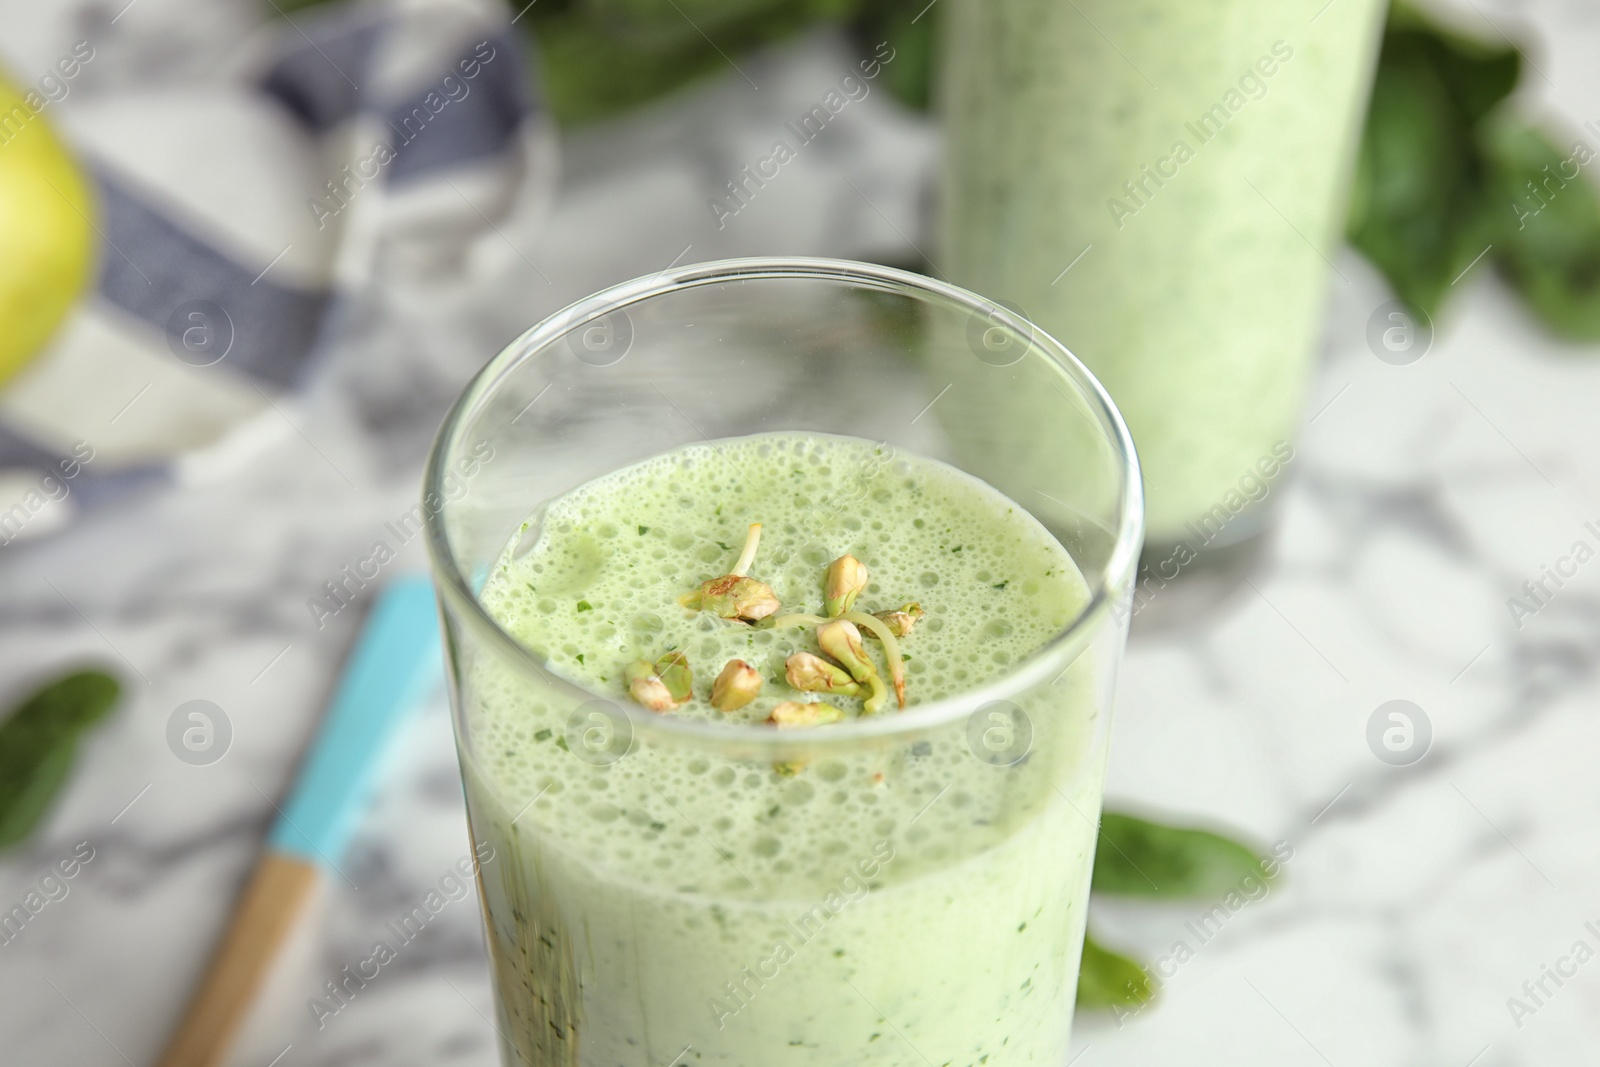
[424, 261, 1143, 1067]
[942, 0, 1386, 548]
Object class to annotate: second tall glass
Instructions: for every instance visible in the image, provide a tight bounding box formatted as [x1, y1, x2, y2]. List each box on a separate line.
[942, 0, 1385, 552]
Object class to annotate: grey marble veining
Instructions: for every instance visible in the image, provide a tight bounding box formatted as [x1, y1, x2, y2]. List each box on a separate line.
[2, 2, 1599, 1065]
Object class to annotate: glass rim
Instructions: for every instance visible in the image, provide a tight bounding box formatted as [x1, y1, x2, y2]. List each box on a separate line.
[423, 256, 1144, 747]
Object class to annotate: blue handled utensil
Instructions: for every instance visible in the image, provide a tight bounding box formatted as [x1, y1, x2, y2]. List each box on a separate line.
[157, 576, 443, 1067]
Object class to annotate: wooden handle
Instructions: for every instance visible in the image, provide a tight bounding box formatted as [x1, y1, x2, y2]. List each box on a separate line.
[156, 852, 319, 1067]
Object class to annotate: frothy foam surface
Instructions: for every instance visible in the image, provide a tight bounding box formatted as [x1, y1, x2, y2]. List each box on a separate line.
[481, 432, 1086, 721]
[466, 433, 1093, 890]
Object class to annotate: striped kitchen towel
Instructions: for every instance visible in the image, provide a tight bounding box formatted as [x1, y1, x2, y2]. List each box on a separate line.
[0, 0, 552, 545]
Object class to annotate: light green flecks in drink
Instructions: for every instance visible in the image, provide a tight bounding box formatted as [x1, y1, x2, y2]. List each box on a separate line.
[461, 432, 1109, 1067]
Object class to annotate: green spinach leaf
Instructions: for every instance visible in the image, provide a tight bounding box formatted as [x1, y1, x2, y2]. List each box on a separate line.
[1347, 6, 1520, 317]
[1482, 115, 1600, 340]
[0, 670, 120, 851]
[1093, 811, 1271, 900]
[1076, 932, 1154, 1009]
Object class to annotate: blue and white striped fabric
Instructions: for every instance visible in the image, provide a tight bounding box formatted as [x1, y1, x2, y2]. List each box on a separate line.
[0, 0, 551, 544]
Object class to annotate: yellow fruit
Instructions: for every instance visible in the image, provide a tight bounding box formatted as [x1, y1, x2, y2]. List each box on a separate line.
[0, 70, 95, 388]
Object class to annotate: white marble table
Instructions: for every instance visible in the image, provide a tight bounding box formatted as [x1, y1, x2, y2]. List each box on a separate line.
[3, 1, 1599, 1064]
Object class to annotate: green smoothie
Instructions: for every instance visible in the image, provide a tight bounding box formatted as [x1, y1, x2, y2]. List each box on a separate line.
[457, 431, 1110, 1066]
[941, 0, 1385, 545]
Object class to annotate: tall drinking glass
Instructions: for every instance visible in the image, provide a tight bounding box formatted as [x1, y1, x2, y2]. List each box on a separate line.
[942, 0, 1386, 554]
[424, 258, 1143, 1066]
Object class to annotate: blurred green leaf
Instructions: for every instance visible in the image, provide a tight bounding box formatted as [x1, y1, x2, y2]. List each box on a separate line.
[1092, 811, 1270, 899]
[1076, 931, 1154, 1010]
[1384, 3, 1522, 123]
[522, 0, 868, 125]
[852, 3, 938, 111]
[579, 0, 856, 53]
[1482, 115, 1600, 340]
[1347, 6, 1520, 318]
[0, 740, 79, 853]
[530, 13, 732, 125]
[0, 669, 120, 851]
